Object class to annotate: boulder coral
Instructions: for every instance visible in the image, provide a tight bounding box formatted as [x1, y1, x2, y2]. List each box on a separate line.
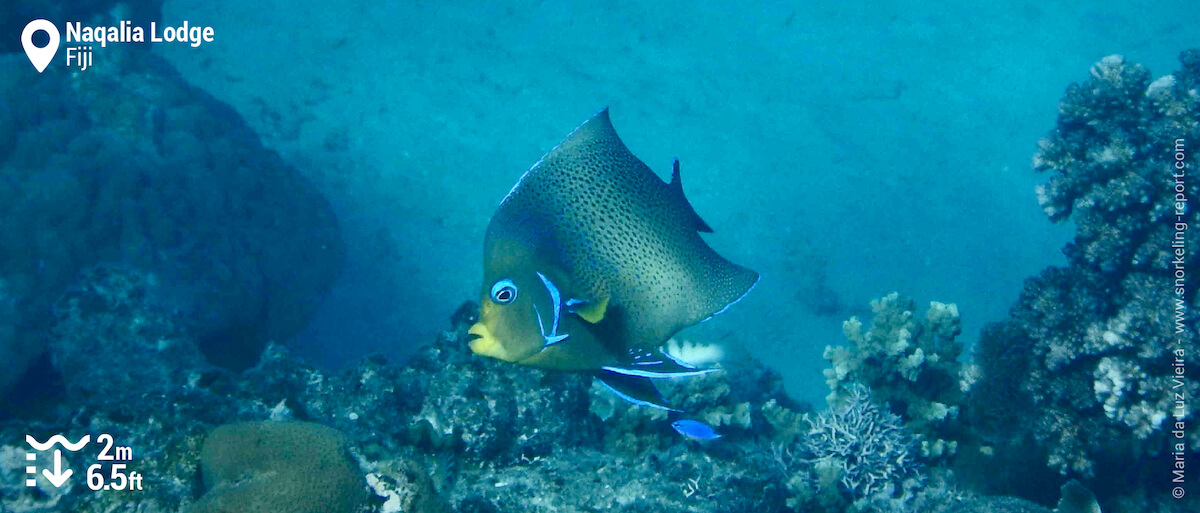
[190, 421, 368, 513]
[0, 25, 344, 399]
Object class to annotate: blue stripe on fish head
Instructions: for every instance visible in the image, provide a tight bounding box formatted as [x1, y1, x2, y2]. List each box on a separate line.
[534, 271, 572, 348]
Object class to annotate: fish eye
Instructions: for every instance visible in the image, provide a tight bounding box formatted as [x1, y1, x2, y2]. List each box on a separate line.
[490, 279, 518, 304]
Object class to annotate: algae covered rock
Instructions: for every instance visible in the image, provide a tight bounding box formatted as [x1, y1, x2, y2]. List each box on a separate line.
[191, 421, 368, 513]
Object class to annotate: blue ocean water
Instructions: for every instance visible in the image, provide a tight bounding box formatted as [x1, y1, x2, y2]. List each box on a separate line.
[2, 1, 1198, 511]
[157, 0, 1194, 403]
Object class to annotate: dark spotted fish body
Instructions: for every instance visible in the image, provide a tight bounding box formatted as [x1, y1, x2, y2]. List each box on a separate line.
[469, 108, 758, 410]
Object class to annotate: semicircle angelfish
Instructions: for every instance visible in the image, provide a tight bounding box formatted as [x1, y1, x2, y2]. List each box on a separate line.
[467, 108, 759, 418]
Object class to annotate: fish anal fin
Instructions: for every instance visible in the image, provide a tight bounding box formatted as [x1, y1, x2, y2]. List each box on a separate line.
[670, 159, 714, 233]
[596, 370, 679, 411]
[603, 348, 717, 379]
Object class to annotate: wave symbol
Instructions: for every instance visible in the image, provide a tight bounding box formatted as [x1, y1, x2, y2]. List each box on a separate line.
[26, 434, 91, 452]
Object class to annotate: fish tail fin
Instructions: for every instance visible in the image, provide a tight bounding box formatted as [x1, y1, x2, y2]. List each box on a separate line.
[595, 370, 680, 411]
[669, 159, 714, 233]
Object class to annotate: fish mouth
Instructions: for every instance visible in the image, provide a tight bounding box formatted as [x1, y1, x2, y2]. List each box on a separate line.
[468, 322, 512, 361]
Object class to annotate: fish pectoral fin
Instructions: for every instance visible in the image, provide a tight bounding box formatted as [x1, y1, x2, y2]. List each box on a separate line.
[603, 348, 718, 378]
[596, 370, 679, 411]
[571, 295, 609, 324]
[544, 333, 569, 347]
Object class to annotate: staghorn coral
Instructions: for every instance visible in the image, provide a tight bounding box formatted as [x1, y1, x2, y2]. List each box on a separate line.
[803, 384, 921, 498]
[776, 383, 923, 512]
[971, 51, 1200, 509]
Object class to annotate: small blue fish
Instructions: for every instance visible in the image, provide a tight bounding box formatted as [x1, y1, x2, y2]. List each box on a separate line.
[672, 419, 721, 441]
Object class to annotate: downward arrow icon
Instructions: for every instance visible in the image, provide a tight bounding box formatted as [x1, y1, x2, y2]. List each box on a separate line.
[42, 450, 72, 488]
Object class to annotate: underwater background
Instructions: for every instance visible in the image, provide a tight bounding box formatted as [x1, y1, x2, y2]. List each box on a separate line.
[0, 0, 1198, 512]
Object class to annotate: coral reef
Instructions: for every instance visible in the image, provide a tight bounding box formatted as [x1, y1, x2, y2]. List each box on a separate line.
[823, 293, 975, 466]
[0, 279, 1099, 513]
[6, 26, 1192, 513]
[390, 310, 600, 463]
[48, 265, 202, 406]
[802, 384, 920, 498]
[587, 345, 772, 456]
[0, 298, 798, 512]
[191, 421, 368, 513]
[0, 443, 76, 512]
[363, 457, 451, 513]
[970, 50, 1200, 508]
[0, 12, 345, 400]
[769, 383, 925, 513]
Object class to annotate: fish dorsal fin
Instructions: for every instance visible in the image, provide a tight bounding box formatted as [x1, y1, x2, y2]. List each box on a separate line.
[669, 159, 714, 233]
[553, 107, 622, 161]
[556, 112, 712, 235]
[1055, 480, 1101, 513]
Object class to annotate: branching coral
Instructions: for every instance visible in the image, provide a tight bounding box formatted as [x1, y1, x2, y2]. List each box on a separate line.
[823, 293, 974, 465]
[803, 384, 921, 498]
[972, 51, 1200, 488]
[776, 384, 922, 511]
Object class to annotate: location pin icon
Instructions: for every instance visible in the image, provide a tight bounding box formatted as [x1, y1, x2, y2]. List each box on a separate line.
[22, 19, 60, 73]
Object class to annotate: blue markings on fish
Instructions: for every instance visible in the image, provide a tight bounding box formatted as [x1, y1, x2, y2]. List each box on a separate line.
[598, 375, 681, 412]
[534, 271, 570, 347]
[600, 350, 718, 379]
[671, 419, 721, 441]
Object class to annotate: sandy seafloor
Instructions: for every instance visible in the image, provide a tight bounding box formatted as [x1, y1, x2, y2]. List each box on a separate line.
[155, 0, 1197, 403]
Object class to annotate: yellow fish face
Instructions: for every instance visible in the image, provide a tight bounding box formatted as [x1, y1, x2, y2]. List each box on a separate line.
[467, 271, 548, 363]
